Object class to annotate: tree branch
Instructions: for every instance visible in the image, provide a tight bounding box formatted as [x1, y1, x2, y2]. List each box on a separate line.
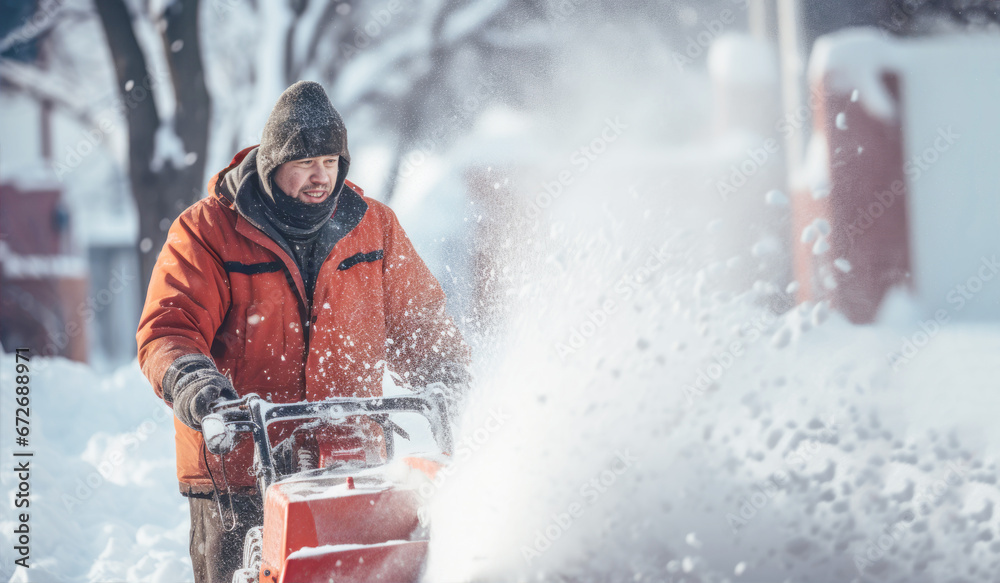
[0, 59, 105, 129]
[291, 0, 341, 81]
[93, 0, 160, 185]
[160, 0, 209, 192]
[0, 2, 66, 53]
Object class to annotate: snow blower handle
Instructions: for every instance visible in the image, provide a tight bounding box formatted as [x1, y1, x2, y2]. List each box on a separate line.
[201, 394, 257, 456]
[200, 390, 454, 491]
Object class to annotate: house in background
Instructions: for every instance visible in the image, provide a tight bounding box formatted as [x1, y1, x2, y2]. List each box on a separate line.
[0, 93, 141, 369]
[1, 2, 141, 369]
[0, 180, 88, 361]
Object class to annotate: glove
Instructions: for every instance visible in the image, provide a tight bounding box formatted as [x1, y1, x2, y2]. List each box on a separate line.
[162, 353, 238, 430]
[427, 362, 472, 425]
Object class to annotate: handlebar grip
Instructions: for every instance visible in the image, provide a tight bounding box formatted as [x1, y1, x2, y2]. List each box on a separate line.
[203, 413, 236, 455]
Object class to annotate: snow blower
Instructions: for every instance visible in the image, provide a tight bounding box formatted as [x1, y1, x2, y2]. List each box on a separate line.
[201, 389, 454, 583]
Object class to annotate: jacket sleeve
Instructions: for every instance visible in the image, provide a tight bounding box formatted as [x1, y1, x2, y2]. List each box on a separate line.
[136, 206, 232, 401]
[381, 207, 471, 388]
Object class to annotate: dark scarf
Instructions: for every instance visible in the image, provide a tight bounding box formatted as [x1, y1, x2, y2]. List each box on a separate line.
[253, 177, 339, 240]
[225, 147, 368, 305]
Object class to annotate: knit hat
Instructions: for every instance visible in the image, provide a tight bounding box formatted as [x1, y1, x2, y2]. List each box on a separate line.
[256, 81, 351, 199]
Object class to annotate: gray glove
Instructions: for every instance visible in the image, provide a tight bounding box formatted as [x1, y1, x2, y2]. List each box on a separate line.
[162, 353, 238, 430]
[427, 362, 472, 425]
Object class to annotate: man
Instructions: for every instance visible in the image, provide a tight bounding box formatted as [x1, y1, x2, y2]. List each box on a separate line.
[136, 81, 470, 583]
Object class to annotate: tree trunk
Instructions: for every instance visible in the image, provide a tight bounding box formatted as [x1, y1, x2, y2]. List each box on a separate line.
[94, 0, 210, 300]
[381, 1, 458, 202]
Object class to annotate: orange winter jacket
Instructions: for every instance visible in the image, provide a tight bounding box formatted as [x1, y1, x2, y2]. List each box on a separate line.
[137, 147, 469, 494]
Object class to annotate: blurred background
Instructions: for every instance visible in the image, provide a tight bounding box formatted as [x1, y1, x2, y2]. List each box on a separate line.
[3, 0, 1000, 581]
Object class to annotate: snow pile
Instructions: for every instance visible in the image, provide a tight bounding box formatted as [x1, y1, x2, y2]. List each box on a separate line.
[0, 358, 191, 582]
[423, 174, 1000, 582]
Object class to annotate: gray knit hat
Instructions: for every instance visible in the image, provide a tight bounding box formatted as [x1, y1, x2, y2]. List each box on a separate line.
[256, 81, 350, 198]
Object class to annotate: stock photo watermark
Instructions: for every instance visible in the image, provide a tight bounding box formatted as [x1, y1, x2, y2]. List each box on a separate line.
[683, 310, 777, 406]
[413, 407, 511, 528]
[853, 460, 969, 574]
[61, 402, 174, 512]
[726, 417, 839, 532]
[399, 72, 502, 179]
[0, 0, 64, 53]
[339, 0, 412, 60]
[525, 117, 628, 220]
[671, 0, 749, 72]
[716, 82, 826, 202]
[846, 125, 960, 243]
[520, 450, 638, 563]
[715, 138, 781, 201]
[43, 268, 137, 363]
[555, 238, 667, 359]
[51, 68, 172, 180]
[887, 255, 1000, 370]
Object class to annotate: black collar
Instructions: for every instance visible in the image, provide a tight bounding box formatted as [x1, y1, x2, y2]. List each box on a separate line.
[226, 148, 369, 283]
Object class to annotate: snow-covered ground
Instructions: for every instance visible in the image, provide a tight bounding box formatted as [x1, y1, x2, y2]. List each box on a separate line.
[0, 359, 190, 581]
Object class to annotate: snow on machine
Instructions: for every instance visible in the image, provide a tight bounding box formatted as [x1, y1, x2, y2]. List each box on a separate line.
[200, 389, 454, 583]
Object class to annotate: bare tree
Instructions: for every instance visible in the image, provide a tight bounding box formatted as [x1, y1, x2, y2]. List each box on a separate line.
[94, 0, 210, 295]
[325, 0, 551, 201]
[203, 0, 551, 202]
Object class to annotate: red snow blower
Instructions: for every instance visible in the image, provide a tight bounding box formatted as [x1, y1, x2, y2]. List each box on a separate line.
[200, 389, 454, 583]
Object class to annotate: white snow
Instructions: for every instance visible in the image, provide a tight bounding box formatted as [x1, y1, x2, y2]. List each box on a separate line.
[287, 539, 410, 560]
[424, 252, 1000, 581]
[834, 258, 852, 273]
[0, 358, 190, 581]
[334, 28, 431, 108]
[812, 236, 830, 255]
[750, 236, 780, 258]
[278, 474, 393, 503]
[809, 28, 900, 122]
[244, 0, 295, 144]
[149, 121, 189, 172]
[764, 189, 788, 206]
[707, 34, 779, 86]
[892, 38, 1000, 321]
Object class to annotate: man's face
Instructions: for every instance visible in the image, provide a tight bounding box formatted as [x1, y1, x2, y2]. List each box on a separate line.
[273, 155, 340, 203]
